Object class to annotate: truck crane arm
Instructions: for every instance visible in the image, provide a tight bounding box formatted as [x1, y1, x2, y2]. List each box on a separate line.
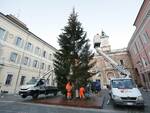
[40, 69, 54, 79]
[93, 35, 130, 78]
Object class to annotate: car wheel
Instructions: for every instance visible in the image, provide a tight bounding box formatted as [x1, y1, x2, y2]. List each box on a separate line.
[54, 92, 57, 96]
[32, 93, 39, 99]
[21, 95, 27, 98]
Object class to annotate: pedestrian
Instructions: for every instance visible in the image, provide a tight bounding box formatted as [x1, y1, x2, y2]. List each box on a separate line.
[65, 81, 72, 99]
[79, 86, 85, 99]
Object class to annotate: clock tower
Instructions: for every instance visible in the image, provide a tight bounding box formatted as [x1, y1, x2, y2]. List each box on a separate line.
[94, 30, 111, 52]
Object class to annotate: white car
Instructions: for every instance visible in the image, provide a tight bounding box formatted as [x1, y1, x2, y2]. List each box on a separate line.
[109, 78, 144, 107]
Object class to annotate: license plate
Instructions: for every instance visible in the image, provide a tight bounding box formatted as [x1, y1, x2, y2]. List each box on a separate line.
[126, 102, 133, 105]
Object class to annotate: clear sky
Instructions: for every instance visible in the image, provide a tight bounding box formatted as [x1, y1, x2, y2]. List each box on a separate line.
[0, 0, 143, 50]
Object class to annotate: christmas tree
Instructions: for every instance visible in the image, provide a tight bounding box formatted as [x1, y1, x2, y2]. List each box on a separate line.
[54, 9, 95, 96]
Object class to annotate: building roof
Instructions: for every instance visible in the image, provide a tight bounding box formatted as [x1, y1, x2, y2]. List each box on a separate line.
[128, 0, 149, 50]
[5, 14, 28, 30]
[0, 12, 58, 52]
[133, 0, 148, 26]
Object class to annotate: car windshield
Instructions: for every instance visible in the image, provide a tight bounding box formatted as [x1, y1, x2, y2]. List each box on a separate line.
[111, 79, 136, 89]
[26, 78, 38, 85]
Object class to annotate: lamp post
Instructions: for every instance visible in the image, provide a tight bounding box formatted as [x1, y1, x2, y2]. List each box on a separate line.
[0, 63, 3, 91]
[14, 34, 30, 93]
[0, 43, 5, 94]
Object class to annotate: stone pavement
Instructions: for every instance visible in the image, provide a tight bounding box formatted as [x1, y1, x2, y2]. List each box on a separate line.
[141, 89, 150, 112]
[29, 90, 106, 109]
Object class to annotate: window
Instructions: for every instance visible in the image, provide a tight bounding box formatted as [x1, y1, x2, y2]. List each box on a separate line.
[0, 27, 6, 40]
[33, 60, 38, 68]
[37, 79, 45, 86]
[10, 52, 17, 63]
[48, 53, 52, 60]
[120, 60, 124, 65]
[25, 42, 33, 51]
[142, 74, 146, 83]
[23, 57, 29, 65]
[142, 32, 150, 44]
[133, 45, 138, 55]
[5, 74, 13, 85]
[26, 77, 37, 85]
[141, 57, 148, 67]
[15, 37, 22, 47]
[20, 76, 26, 85]
[111, 79, 136, 89]
[43, 51, 46, 58]
[136, 39, 142, 51]
[35, 47, 40, 55]
[40, 62, 45, 69]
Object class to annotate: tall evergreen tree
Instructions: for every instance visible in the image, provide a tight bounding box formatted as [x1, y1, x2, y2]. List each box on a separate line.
[54, 9, 95, 95]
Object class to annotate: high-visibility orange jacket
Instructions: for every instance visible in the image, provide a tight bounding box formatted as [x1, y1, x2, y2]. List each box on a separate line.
[66, 82, 72, 92]
[79, 87, 85, 95]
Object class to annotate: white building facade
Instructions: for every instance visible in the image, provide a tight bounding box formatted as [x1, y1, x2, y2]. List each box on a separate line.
[0, 12, 57, 94]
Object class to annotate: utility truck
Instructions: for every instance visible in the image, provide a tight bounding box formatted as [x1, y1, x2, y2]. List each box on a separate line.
[19, 69, 58, 99]
[93, 34, 144, 106]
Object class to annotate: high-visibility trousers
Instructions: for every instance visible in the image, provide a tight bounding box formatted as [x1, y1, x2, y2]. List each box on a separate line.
[79, 92, 84, 98]
[67, 91, 71, 97]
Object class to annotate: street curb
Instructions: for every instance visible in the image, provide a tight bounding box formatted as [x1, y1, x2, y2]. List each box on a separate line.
[15, 101, 126, 113]
[16, 101, 101, 112]
[0, 100, 15, 103]
[28, 94, 105, 109]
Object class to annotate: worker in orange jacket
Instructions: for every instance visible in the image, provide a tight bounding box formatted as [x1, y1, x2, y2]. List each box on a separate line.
[79, 86, 85, 99]
[66, 81, 72, 99]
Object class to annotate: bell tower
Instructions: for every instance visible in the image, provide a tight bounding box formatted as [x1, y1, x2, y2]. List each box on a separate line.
[94, 30, 111, 52]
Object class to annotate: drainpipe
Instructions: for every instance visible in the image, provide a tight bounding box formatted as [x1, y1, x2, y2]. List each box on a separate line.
[14, 33, 30, 93]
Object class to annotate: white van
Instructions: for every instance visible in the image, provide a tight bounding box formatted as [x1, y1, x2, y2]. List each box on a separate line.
[109, 78, 144, 106]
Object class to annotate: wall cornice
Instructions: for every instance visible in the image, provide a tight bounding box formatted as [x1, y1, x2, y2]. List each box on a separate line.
[0, 12, 58, 52]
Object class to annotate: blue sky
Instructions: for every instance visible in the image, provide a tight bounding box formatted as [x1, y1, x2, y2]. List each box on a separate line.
[0, 0, 143, 49]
